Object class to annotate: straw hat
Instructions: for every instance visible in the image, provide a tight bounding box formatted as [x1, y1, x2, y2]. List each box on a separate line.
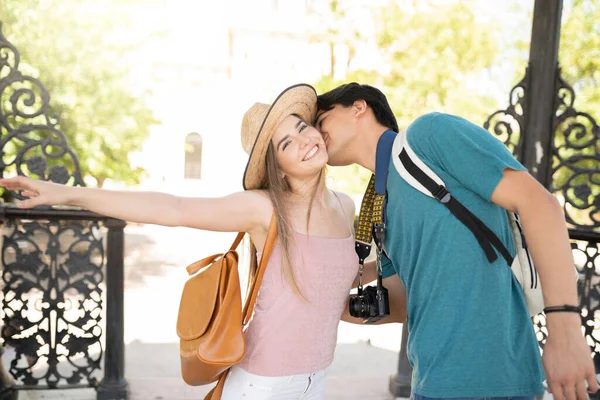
[241, 83, 317, 190]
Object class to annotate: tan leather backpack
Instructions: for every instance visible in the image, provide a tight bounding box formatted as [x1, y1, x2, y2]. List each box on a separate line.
[176, 214, 277, 399]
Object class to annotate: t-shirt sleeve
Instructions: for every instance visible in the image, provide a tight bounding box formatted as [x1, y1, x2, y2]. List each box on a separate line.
[381, 251, 397, 278]
[406, 112, 527, 201]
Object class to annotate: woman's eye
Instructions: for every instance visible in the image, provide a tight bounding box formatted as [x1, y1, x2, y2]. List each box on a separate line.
[282, 141, 291, 150]
[299, 124, 308, 133]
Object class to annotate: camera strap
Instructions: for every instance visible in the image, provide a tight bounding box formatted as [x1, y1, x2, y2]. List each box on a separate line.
[355, 129, 398, 293]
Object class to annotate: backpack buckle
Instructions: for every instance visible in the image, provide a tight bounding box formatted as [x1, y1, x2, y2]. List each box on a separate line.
[432, 185, 451, 203]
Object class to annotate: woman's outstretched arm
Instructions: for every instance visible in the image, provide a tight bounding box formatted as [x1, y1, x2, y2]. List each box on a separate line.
[0, 176, 271, 233]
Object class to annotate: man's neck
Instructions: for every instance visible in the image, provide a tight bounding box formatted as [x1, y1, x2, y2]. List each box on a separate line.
[355, 127, 390, 173]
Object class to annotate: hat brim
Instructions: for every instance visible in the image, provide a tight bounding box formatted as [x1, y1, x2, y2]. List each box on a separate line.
[243, 84, 317, 190]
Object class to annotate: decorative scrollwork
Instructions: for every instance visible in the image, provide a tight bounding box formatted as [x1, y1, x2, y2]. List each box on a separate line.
[532, 313, 548, 347]
[550, 70, 600, 230]
[483, 67, 530, 159]
[534, 238, 600, 367]
[1, 219, 104, 388]
[0, 22, 110, 391]
[571, 238, 600, 369]
[0, 24, 18, 81]
[0, 22, 84, 190]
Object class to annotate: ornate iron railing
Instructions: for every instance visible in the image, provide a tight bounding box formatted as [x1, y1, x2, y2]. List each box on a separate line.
[552, 73, 600, 230]
[0, 21, 127, 399]
[484, 68, 530, 160]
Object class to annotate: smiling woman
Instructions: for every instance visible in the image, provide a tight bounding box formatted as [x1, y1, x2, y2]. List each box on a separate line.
[272, 115, 327, 176]
[0, 83, 403, 400]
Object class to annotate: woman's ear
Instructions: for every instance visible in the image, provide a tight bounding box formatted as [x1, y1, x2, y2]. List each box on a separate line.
[352, 100, 368, 117]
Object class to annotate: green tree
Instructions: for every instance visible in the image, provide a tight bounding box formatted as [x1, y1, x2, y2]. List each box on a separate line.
[313, 0, 502, 197]
[0, 0, 160, 187]
[560, 0, 600, 113]
[308, 0, 364, 80]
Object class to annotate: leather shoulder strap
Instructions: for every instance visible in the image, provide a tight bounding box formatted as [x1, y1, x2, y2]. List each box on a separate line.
[185, 232, 245, 276]
[242, 211, 278, 326]
[229, 232, 245, 251]
[203, 369, 229, 400]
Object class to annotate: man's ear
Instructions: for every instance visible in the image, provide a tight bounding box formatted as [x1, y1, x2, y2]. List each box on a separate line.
[352, 100, 368, 117]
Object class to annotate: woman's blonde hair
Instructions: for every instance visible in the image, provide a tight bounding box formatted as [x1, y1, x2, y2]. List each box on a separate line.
[253, 141, 325, 299]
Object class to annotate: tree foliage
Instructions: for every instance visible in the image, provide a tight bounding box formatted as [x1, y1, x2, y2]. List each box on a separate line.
[560, 0, 600, 115]
[0, 0, 160, 187]
[313, 0, 502, 196]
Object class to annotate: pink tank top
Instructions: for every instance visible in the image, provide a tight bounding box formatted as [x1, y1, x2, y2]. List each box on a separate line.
[239, 217, 358, 376]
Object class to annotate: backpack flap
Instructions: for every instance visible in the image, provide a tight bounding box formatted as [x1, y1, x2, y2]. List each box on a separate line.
[177, 253, 226, 341]
[507, 213, 538, 291]
[508, 213, 544, 316]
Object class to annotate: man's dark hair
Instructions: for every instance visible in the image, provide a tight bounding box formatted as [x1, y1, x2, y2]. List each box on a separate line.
[316, 82, 399, 132]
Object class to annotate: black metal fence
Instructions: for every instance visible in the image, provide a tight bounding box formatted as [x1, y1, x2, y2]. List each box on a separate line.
[0, 22, 128, 399]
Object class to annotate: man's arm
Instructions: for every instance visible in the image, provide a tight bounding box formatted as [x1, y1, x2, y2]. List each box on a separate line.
[491, 168, 597, 399]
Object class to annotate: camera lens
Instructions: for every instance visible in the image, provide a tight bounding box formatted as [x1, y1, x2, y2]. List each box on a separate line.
[349, 296, 359, 317]
[349, 295, 370, 318]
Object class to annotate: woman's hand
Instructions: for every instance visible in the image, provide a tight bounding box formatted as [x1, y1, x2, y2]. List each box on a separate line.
[0, 176, 73, 208]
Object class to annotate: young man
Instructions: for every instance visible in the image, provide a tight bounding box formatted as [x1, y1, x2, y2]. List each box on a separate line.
[316, 82, 596, 400]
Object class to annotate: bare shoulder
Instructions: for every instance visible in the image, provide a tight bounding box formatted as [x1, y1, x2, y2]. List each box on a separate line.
[241, 190, 274, 249]
[239, 189, 270, 202]
[332, 190, 356, 221]
[177, 189, 273, 233]
[241, 190, 273, 229]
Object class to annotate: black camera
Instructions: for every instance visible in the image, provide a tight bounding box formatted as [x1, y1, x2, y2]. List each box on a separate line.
[348, 283, 390, 324]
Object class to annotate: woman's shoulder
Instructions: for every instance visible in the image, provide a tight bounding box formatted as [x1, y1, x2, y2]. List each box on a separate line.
[331, 190, 356, 221]
[244, 189, 272, 205]
[242, 189, 274, 228]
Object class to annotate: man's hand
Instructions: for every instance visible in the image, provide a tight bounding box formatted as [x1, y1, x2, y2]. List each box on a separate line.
[543, 313, 597, 400]
[340, 273, 407, 324]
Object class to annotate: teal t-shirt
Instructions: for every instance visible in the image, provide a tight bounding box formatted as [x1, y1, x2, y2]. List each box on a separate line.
[381, 112, 544, 397]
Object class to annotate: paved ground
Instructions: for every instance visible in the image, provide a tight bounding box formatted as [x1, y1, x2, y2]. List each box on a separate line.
[16, 341, 403, 400]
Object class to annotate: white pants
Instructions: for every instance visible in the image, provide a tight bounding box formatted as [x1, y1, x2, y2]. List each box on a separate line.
[221, 365, 327, 400]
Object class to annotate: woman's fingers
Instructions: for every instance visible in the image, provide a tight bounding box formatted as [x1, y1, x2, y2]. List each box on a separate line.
[17, 194, 47, 209]
[20, 190, 39, 198]
[0, 180, 21, 190]
[1, 177, 60, 208]
[0, 177, 48, 208]
[0, 176, 35, 191]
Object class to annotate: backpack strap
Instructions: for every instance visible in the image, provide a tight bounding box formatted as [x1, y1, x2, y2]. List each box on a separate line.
[393, 131, 513, 266]
[242, 211, 278, 327]
[229, 232, 246, 251]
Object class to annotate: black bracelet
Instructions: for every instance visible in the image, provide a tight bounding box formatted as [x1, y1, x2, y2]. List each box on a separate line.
[543, 304, 581, 314]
